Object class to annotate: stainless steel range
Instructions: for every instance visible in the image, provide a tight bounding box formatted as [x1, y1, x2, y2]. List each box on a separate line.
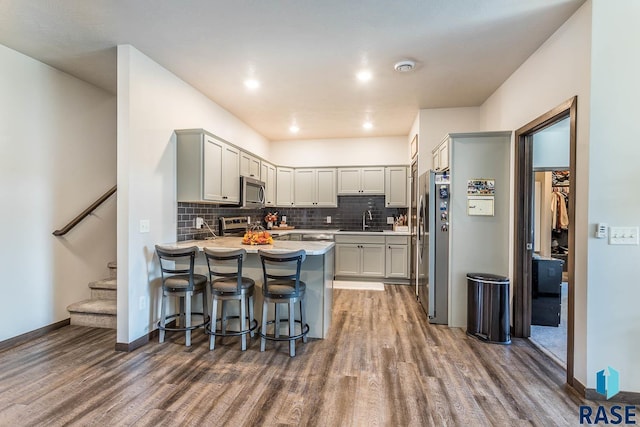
[218, 216, 249, 236]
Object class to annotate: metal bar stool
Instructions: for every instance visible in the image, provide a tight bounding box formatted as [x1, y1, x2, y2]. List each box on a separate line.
[258, 249, 309, 357]
[155, 245, 209, 347]
[203, 248, 257, 351]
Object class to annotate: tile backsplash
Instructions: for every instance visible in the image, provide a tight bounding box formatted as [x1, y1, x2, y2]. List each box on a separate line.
[177, 196, 406, 241]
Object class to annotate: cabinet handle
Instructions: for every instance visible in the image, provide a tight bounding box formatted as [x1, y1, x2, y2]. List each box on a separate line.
[222, 196, 228, 199]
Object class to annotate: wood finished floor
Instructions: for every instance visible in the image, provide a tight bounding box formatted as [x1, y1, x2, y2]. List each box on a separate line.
[0, 286, 596, 426]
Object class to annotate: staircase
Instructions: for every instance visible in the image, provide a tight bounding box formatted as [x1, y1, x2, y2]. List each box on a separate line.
[66, 261, 117, 329]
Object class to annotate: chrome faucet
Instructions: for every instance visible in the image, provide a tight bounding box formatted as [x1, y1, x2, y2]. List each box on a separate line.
[362, 210, 372, 230]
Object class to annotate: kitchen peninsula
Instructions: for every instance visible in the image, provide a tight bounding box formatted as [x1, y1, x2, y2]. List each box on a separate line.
[166, 237, 335, 339]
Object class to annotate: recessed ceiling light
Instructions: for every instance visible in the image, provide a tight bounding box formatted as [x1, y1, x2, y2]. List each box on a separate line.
[244, 79, 260, 89]
[357, 70, 372, 82]
[363, 121, 373, 130]
[289, 124, 300, 133]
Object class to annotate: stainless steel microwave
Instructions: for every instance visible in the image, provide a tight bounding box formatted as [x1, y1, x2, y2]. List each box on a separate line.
[240, 176, 265, 208]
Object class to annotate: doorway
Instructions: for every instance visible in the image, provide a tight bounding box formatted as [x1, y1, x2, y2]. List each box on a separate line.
[513, 97, 577, 386]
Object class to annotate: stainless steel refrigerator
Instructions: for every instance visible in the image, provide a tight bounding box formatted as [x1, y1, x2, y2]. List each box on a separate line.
[417, 170, 449, 324]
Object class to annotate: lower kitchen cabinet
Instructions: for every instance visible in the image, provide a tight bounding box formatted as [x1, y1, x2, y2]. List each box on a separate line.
[335, 235, 385, 278]
[384, 235, 409, 279]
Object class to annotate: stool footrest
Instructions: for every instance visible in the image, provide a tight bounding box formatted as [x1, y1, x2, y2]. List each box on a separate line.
[205, 317, 258, 337]
[157, 312, 210, 332]
[258, 319, 309, 342]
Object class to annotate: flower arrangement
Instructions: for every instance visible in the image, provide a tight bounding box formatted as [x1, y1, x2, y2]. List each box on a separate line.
[264, 212, 278, 229]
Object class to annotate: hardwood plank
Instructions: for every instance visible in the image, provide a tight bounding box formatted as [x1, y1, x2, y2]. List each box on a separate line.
[0, 286, 604, 426]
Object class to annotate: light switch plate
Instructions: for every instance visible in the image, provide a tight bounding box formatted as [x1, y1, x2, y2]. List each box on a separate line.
[387, 217, 394, 224]
[609, 226, 639, 245]
[326, 216, 331, 223]
[139, 219, 150, 233]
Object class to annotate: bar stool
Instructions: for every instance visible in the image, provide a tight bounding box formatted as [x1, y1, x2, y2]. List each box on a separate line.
[203, 248, 257, 351]
[258, 249, 309, 357]
[155, 245, 209, 347]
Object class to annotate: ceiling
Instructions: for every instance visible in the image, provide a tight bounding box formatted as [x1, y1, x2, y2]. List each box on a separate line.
[0, 0, 585, 141]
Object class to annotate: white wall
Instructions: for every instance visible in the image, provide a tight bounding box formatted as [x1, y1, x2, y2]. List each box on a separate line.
[479, 2, 592, 387]
[586, 0, 640, 392]
[0, 44, 116, 341]
[417, 107, 481, 174]
[269, 136, 409, 167]
[116, 45, 270, 343]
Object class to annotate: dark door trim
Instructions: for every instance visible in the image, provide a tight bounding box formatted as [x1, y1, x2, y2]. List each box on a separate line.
[513, 96, 577, 386]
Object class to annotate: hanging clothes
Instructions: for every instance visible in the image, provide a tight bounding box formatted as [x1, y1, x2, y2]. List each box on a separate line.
[551, 191, 569, 230]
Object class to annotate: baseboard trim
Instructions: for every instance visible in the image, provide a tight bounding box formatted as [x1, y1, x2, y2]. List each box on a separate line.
[0, 318, 70, 353]
[572, 378, 586, 397]
[585, 388, 640, 405]
[114, 322, 172, 352]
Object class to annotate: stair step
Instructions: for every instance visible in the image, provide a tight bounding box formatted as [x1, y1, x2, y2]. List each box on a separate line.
[89, 278, 116, 300]
[67, 299, 116, 329]
[108, 261, 117, 279]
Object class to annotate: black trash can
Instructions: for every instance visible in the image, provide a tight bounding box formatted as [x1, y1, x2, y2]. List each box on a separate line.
[467, 273, 511, 344]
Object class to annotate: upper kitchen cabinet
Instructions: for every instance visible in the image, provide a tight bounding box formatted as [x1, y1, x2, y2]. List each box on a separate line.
[337, 167, 385, 195]
[240, 151, 261, 179]
[176, 129, 240, 204]
[385, 166, 408, 207]
[432, 137, 450, 171]
[276, 166, 295, 207]
[294, 168, 337, 207]
[260, 160, 276, 207]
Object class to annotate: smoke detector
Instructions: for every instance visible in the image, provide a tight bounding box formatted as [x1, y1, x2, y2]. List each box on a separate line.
[394, 60, 416, 73]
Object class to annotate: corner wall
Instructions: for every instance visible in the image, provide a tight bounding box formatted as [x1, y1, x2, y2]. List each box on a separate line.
[116, 45, 270, 343]
[0, 44, 116, 341]
[479, 2, 592, 386]
[586, 0, 640, 393]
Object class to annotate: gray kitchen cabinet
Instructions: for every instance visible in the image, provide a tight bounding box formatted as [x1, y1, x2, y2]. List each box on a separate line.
[335, 234, 385, 278]
[276, 167, 295, 207]
[240, 151, 261, 179]
[294, 168, 337, 207]
[432, 137, 450, 171]
[337, 167, 385, 195]
[385, 166, 408, 207]
[176, 129, 240, 204]
[260, 160, 276, 207]
[385, 236, 409, 279]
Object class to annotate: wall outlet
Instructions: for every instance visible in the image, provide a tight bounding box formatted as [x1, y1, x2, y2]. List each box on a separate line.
[387, 217, 395, 224]
[139, 219, 150, 233]
[326, 216, 331, 223]
[247, 216, 251, 224]
[195, 217, 204, 229]
[282, 215, 287, 223]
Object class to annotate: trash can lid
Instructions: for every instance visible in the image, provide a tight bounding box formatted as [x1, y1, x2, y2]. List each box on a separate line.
[466, 273, 509, 283]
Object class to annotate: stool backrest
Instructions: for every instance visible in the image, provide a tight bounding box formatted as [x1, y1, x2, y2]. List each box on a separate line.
[258, 249, 306, 294]
[155, 245, 199, 290]
[203, 248, 247, 293]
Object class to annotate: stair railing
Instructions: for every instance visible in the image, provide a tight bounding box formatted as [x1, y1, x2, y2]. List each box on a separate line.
[52, 185, 117, 236]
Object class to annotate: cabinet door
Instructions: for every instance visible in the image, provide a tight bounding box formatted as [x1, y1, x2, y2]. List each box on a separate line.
[294, 169, 316, 207]
[432, 149, 440, 171]
[335, 244, 361, 276]
[240, 151, 261, 178]
[385, 166, 408, 207]
[438, 140, 450, 171]
[361, 167, 385, 194]
[203, 135, 224, 201]
[337, 168, 361, 194]
[315, 168, 337, 207]
[261, 161, 276, 206]
[222, 144, 240, 203]
[385, 244, 408, 278]
[361, 244, 385, 277]
[276, 167, 295, 207]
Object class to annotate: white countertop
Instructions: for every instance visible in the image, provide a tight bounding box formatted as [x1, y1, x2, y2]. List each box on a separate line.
[268, 228, 411, 236]
[165, 237, 335, 255]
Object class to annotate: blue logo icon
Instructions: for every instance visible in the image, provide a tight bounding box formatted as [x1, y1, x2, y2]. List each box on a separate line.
[596, 366, 620, 399]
